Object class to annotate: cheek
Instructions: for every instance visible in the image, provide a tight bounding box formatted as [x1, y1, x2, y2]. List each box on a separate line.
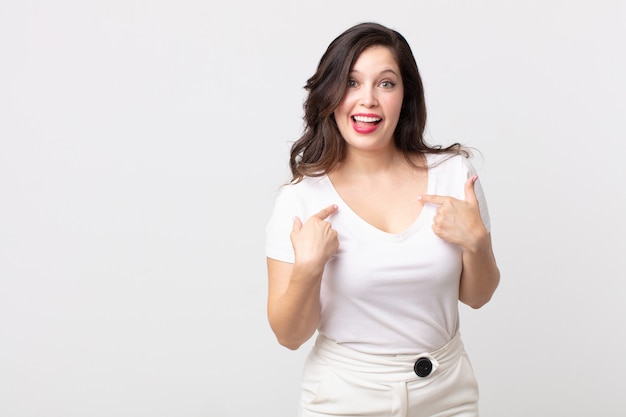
[334, 100, 354, 127]
[393, 93, 404, 114]
[333, 105, 349, 135]
[382, 95, 404, 120]
[334, 93, 353, 116]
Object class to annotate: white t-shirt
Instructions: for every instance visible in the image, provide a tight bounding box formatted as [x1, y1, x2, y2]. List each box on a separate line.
[265, 153, 491, 354]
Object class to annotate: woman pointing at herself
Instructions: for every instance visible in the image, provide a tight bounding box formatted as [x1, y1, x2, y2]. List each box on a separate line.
[266, 22, 500, 417]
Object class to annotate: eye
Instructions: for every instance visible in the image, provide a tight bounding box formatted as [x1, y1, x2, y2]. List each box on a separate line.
[347, 79, 358, 88]
[380, 80, 396, 89]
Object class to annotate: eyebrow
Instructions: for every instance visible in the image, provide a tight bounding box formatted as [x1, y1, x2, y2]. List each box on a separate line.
[350, 69, 400, 77]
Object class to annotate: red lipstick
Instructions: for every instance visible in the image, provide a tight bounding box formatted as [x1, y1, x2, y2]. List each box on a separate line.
[351, 113, 382, 134]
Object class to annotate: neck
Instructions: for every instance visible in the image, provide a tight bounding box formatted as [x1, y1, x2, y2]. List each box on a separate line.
[336, 146, 406, 177]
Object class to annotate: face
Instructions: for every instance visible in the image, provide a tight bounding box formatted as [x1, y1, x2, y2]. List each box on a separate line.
[333, 45, 404, 155]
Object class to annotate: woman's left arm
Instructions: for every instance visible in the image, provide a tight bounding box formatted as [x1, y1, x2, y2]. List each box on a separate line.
[458, 229, 500, 309]
[419, 175, 500, 308]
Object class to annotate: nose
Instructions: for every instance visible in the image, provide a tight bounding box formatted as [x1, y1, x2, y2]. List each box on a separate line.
[359, 86, 378, 108]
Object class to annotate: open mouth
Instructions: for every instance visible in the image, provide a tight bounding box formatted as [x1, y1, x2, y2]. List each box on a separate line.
[352, 115, 382, 124]
[351, 114, 382, 134]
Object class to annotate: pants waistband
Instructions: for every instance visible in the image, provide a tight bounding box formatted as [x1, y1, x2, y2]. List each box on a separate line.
[312, 332, 465, 383]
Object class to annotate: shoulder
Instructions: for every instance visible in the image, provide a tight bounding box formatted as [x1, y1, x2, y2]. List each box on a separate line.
[277, 175, 329, 200]
[271, 175, 334, 215]
[425, 152, 491, 228]
[289, 175, 329, 190]
[426, 152, 472, 175]
[426, 153, 479, 199]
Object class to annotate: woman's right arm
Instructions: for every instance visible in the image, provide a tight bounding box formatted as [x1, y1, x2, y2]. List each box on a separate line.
[267, 205, 339, 350]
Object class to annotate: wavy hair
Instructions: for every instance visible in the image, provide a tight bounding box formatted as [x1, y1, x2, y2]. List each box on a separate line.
[289, 22, 465, 182]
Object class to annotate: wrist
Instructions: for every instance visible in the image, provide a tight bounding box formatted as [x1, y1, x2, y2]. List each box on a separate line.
[291, 259, 325, 284]
[463, 228, 490, 255]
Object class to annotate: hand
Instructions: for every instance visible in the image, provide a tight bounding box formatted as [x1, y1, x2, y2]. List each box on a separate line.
[418, 176, 488, 251]
[290, 205, 340, 270]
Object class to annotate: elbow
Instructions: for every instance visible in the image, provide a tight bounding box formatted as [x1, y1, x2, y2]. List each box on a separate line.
[273, 327, 311, 350]
[460, 281, 499, 309]
[461, 280, 499, 308]
[277, 337, 303, 351]
[463, 295, 492, 309]
[269, 319, 308, 350]
[460, 278, 500, 309]
[460, 267, 500, 309]
[268, 310, 316, 351]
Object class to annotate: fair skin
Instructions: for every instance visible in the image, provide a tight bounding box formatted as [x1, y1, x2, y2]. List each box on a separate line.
[267, 46, 499, 350]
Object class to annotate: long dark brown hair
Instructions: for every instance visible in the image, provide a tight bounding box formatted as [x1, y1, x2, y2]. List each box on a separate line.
[289, 22, 465, 182]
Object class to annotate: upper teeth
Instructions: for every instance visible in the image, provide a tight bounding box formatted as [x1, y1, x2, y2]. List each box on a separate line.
[353, 115, 381, 123]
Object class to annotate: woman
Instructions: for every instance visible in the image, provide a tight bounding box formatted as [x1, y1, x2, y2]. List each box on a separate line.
[265, 22, 499, 417]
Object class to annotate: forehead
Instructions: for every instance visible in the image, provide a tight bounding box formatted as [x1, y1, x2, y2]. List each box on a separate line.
[351, 45, 400, 73]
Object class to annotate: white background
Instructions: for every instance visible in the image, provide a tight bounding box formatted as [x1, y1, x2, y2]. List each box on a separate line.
[1, 1, 625, 416]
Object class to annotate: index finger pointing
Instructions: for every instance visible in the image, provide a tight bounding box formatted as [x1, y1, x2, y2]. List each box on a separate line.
[313, 204, 339, 220]
[417, 195, 450, 205]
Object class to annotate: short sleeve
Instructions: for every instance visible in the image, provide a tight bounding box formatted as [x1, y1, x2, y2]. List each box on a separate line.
[265, 186, 302, 263]
[461, 157, 491, 232]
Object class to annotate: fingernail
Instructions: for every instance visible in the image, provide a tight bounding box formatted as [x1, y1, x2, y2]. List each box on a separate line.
[417, 196, 423, 201]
